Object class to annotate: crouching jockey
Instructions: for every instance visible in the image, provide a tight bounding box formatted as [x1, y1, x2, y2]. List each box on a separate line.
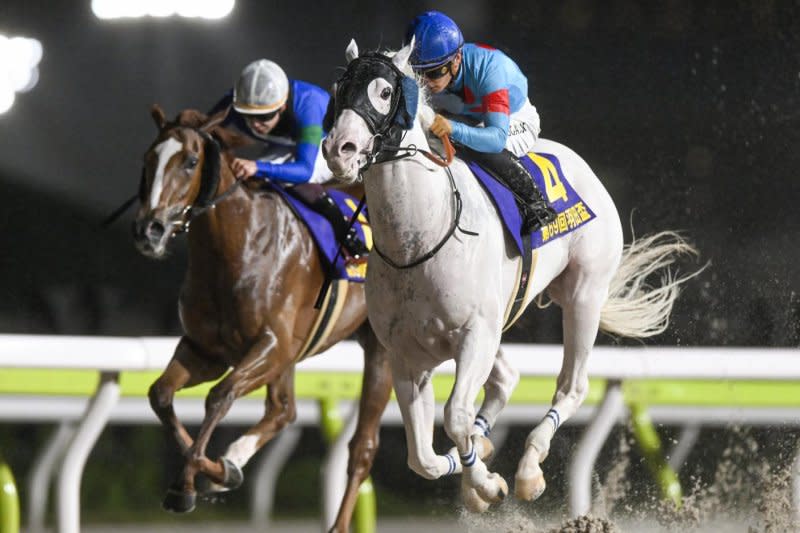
[209, 59, 368, 258]
[405, 11, 557, 234]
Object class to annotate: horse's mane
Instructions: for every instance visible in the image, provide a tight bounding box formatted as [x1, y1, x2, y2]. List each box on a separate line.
[172, 109, 207, 129]
[168, 108, 252, 151]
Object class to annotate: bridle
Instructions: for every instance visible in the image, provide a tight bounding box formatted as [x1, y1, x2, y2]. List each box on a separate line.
[328, 53, 475, 270]
[160, 129, 244, 236]
[105, 126, 243, 234]
[329, 53, 454, 171]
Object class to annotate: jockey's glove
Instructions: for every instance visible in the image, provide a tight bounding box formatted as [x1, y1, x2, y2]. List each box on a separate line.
[430, 114, 453, 137]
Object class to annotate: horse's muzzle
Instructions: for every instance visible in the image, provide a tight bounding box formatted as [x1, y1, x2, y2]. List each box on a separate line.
[324, 139, 361, 181]
[133, 218, 170, 258]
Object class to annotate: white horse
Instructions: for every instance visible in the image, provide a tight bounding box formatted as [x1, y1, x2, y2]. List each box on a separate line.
[322, 39, 699, 512]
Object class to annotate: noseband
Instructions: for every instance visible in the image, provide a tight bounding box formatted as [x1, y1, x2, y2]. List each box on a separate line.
[327, 53, 473, 269]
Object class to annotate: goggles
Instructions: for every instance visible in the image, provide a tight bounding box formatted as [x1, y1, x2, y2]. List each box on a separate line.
[420, 62, 452, 80]
[244, 109, 281, 123]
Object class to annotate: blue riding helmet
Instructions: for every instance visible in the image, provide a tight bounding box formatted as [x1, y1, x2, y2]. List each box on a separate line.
[405, 10, 464, 71]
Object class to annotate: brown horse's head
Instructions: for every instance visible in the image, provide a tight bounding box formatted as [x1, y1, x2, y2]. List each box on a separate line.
[133, 105, 234, 258]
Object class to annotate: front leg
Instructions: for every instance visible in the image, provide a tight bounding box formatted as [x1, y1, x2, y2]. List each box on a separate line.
[149, 337, 229, 455]
[166, 331, 293, 511]
[202, 366, 298, 495]
[392, 355, 461, 481]
[444, 326, 508, 512]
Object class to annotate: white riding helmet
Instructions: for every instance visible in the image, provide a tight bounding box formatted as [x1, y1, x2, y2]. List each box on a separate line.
[233, 59, 290, 114]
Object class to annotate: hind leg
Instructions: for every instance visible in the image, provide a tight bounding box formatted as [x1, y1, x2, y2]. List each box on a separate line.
[446, 348, 519, 464]
[329, 324, 393, 533]
[472, 347, 520, 458]
[515, 267, 608, 501]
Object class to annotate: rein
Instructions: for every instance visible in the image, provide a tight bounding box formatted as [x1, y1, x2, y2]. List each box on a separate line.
[170, 175, 244, 236]
[378, 132, 455, 167]
[328, 51, 474, 270]
[368, 133, 477, 270]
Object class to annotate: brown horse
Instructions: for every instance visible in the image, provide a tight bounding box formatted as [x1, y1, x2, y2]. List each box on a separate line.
[134, 105, 390, 532]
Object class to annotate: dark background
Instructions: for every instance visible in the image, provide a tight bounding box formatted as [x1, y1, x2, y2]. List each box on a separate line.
[1, 0, 799, 524]
[1, 0, 798, 345]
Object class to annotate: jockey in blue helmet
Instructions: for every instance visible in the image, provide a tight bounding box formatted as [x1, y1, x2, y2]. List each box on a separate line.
[208, 59, 367, 257]
[406, 11, 556, 234]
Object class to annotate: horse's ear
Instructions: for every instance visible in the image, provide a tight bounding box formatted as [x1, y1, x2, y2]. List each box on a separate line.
[200, 106, 230, 133]
[392, 36, 414, 71]
[345, 39, 359, 63]
[151, 104, 166, 130]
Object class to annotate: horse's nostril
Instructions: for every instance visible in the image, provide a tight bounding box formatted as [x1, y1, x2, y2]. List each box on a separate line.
[341, 142, 357, 154]
[146, 220, 165, 240]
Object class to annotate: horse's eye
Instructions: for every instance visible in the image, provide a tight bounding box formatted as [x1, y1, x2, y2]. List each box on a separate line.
[184, 155, 199, 169]
[381, 87, 392, 100]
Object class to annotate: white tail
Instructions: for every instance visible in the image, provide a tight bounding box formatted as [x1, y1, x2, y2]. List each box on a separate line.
[600, 231, 705, 338]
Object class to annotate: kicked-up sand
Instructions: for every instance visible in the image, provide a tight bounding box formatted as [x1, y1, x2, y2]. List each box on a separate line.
[457, 427, 798, 533]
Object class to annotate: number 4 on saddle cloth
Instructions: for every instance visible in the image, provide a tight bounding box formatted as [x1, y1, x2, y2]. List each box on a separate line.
[271, 183, 371, 282]
[467, 152, 596, 329]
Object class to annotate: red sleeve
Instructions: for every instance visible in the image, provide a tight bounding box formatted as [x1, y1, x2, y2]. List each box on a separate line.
[468, 88, 510, 115]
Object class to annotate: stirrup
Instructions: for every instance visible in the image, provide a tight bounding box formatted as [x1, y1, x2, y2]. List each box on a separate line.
[342, 230, 369, 260]
[530, 202, 557, 224]
[522, 203, 557, 234]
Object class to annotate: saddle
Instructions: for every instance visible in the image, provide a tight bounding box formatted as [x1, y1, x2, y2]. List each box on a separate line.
[287, 183, 369, 264]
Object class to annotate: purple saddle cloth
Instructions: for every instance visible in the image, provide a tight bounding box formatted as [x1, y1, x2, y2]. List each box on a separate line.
[466, 152, 596, 255]
[270, 185, 370, 282]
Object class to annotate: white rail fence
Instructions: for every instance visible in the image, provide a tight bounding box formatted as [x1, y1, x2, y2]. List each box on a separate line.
[1, 335, 799, 533]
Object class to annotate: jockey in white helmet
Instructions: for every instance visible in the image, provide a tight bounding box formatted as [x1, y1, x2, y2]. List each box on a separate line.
[208, 58, 367, 257]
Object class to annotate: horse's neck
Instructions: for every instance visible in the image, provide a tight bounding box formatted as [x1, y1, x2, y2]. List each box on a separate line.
[365, 121, 455, 262]
[187, 164, 284, 270]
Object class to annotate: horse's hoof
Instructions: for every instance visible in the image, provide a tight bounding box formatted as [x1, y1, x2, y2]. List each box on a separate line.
[201, 480, 227, 494]
[477, 473, 508, 504]
[162, 487, 196, 513]
[463, 486, 491, 513]
[514, 471, 546, 501]
[221, 457, 244, 490]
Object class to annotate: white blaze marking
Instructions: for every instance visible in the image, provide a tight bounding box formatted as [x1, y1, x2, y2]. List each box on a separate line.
[367, 77, 392, 115]
[150, 137, 183, 209]
[223, 434, 260, 468]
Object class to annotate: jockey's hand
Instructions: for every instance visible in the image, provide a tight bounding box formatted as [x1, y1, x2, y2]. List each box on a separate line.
[430, 114, 453, 138]
[231, 158, 258, 179]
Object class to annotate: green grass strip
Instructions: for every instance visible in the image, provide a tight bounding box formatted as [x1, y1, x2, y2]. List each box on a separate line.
[2, 370, 800, 407]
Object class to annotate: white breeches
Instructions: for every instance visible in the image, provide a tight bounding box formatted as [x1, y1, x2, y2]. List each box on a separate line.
[505, 98, 541, 157]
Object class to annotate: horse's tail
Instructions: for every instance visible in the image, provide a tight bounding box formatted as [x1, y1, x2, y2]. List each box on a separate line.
[599, 231, 705, 339]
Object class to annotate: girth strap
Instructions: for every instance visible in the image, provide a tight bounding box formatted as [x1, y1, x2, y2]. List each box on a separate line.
[502, 233, 538, 331]
[296, 279, 350, 362]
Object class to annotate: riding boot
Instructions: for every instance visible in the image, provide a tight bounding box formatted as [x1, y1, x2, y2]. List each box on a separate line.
[310, 191, 369, 259]
[462, 148, 557, 234]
